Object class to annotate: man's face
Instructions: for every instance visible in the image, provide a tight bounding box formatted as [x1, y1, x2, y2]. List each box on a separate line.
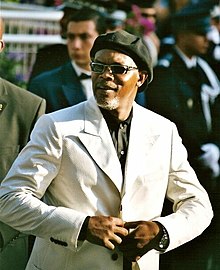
[66, 20, 99, 70]
[180, 31, 210, 57]
[91, 49, 146, 111]
[140, 7, 157, 25]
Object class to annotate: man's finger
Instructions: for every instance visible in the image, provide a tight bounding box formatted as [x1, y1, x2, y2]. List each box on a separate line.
[114, 225, 128, 237]
[124, 221, 139, 229]
[104, 239, 115, 250]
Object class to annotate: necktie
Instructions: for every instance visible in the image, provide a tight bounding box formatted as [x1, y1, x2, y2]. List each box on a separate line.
[78, 73, 91, 80]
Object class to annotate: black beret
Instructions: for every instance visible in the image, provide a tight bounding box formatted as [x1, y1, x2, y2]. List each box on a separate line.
[90, 30, 153, 91]
[171, 2, 212, 35]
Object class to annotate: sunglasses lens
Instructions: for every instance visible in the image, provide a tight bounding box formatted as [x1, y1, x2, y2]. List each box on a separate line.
[91, 63, 104, 73]
[111, 65, 126, 74]
[91, 63, 128, 74]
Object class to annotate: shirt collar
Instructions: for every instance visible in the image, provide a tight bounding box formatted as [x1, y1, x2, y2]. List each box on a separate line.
[175, 46, 197, 69]
[100, 107, 133, 130]
[71, 61, 91, 77]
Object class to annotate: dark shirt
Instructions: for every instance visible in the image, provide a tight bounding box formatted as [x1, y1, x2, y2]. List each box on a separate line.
[100, 107, 133, 176]
[101, 107, 133, 269]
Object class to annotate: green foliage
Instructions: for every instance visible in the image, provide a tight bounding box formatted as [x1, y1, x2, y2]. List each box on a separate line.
[0, 50, 27, 88]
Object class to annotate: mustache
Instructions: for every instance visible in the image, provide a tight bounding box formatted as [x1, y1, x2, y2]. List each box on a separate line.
[95, 82, 118, 91]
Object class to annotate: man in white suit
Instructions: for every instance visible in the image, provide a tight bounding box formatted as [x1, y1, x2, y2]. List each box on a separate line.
[0, 30, 213, 270]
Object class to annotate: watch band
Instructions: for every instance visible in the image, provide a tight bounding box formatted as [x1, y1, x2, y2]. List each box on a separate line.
[154, 221, 169, 252]
[158, 225, 169, 250]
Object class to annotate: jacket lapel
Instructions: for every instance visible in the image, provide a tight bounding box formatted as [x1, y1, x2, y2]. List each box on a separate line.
[78, 98, 123, 193]
[61, 62, 87, 106]
[123, 103, 160, 196]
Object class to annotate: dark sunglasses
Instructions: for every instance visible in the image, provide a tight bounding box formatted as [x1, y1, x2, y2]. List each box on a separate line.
[90, 62, 138, 75]
[141, 13, 157, 19]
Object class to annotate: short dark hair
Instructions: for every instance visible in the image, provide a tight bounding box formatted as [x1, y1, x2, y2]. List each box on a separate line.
[66, 7, 107, 35]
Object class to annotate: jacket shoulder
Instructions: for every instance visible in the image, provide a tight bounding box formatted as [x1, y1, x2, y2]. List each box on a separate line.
[37, 44, 67, 54]
[1, 78, 45, 105]
[135, 102, 173, 125]
[29, 61, 74, 86]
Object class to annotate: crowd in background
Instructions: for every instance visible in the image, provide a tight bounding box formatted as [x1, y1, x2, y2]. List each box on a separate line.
[1, 0, 220, 86]
[1, 0, 220, 269]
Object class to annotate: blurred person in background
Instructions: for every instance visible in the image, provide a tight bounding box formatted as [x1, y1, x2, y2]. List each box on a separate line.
[139, 0, 160, 60]
[156, 0, 218, 58]
[146, 3, 220, 269]
[0, 17, 46, 270]
[105, 9, 127, 32]
[206, 4, 220, 79]
[28, 7, 107, 113]
[124, 1, 160, 107]
[155, 0, 191, 57]
[125, 0, 160, 68]
[28, 3, 78, 82]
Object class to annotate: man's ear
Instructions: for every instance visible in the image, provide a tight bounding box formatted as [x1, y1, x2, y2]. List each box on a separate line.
[137, 71, 148, 88]
[0, 40, 4, 53]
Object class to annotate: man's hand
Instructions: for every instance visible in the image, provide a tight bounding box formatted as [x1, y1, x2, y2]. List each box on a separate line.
[119, 221, 160, 262]
[86, 216, 128, 250]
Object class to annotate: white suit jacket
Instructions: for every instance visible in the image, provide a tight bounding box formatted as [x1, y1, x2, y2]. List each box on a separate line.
[0, 97, 213, 270]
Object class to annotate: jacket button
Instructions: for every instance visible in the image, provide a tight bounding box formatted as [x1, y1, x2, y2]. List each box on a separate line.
[111, 252, 118, 261]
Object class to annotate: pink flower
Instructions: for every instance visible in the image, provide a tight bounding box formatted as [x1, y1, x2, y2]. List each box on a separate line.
[125, 4, 155, 36]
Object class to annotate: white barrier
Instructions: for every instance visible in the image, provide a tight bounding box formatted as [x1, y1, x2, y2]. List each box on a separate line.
[1, 5, 64, 84]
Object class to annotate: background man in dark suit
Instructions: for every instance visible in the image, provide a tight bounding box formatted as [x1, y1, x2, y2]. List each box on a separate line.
[0, 17, 46, 270]
[28, 3, 79, 82]
[205, 4, 220, 80]
[28, 7, 107, 113]
[146, 3, 220, 270]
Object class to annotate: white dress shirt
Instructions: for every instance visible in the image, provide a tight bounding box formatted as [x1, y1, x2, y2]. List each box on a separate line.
[71, 61, 93, 99]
